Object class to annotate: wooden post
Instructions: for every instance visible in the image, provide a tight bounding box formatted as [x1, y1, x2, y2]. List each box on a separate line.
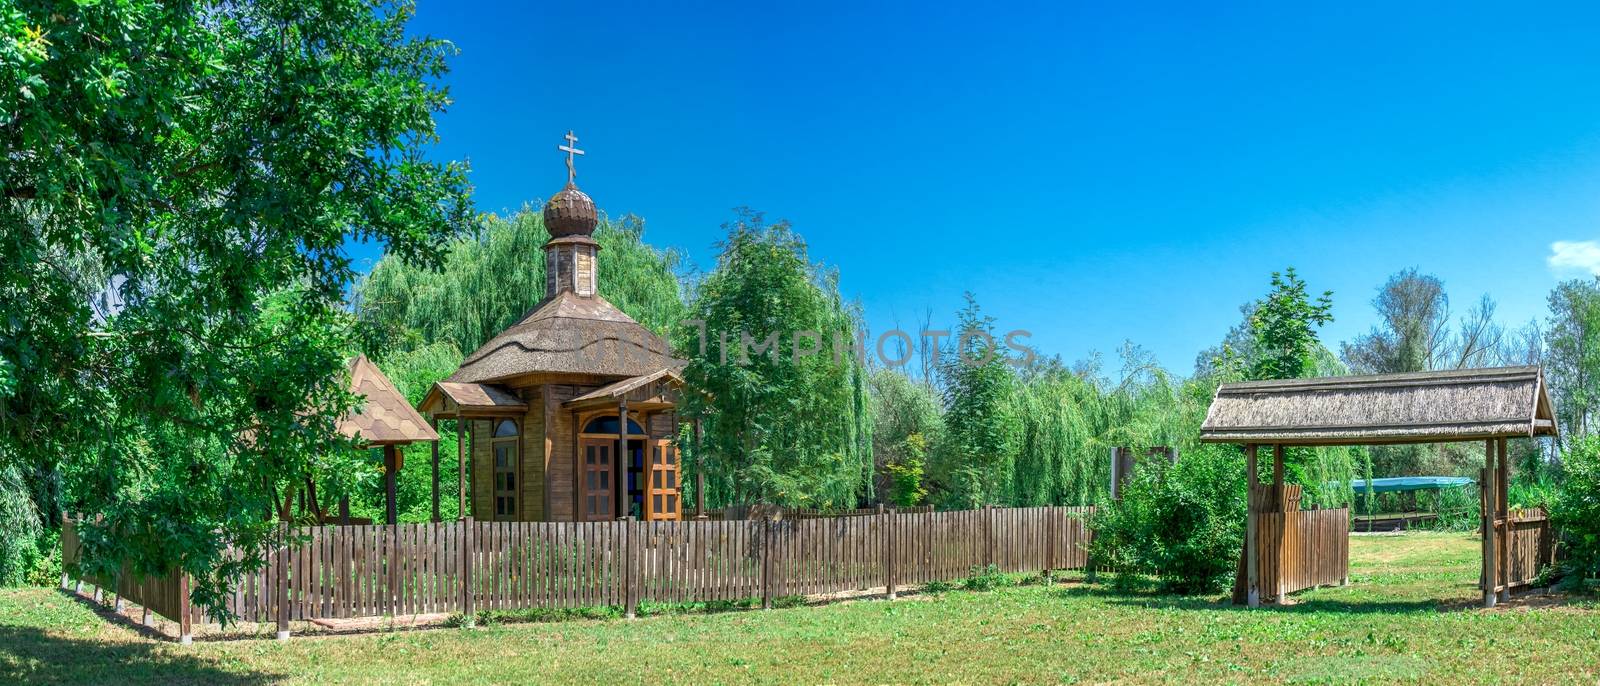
[275, 530, 290, 640]
[624, 516, 638, 618]
[694, 418, 707, 519]
[885, 507, 897, 600]
[617, 398, 629, 519]
[339, 497, 350, 525]
[1043, 506, 1056, 580]
[384, 445, 399, 526]
[1245, 444, 1260, 608]
[178, 573, 193, 645]
[1482, 439, 1497, 608]
[768, 514, 780, 607]
[985, 505, 996, 569]
[1272, 444, 1286, 599]
[462, 517, 475, 625]
[1491, 438, 1504, 598]
[457, 419, 467, 522]
[431, 418, 442, 523]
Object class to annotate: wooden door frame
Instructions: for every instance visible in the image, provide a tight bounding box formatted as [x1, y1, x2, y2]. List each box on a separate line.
[645, 438, 681, 521]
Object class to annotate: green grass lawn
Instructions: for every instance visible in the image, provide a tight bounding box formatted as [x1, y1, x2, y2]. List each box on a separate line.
[4, 532, 1598, 685]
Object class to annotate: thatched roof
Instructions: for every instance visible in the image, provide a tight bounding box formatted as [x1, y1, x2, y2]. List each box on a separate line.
[337, 355, 439, 446]
[1200, 365, 1557, 446]
[448, 291, 681, 384]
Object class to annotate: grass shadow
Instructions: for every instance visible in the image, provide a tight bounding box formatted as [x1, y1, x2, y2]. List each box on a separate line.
[1052, 583, 1452, 615]
[0, 624, 281, 685]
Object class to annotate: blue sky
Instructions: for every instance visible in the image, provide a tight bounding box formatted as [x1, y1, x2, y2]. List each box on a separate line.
[353, 1, 1600, 373]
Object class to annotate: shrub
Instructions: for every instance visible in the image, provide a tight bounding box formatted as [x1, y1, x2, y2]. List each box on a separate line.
[1087, 443, 1247, 594]
[1551, 435, 1600, 590]
[961, 564, 1011, 592]
[0, 464, 42, 586]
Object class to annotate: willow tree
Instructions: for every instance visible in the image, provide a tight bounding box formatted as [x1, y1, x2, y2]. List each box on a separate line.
[677, 211, 872, 509]
[356, 208, 686, 355]
[2, 0, 471, 615]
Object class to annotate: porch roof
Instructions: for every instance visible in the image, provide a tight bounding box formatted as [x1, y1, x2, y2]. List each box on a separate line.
[420, 381, 529, 419]
[1200, 365, 1557, 446]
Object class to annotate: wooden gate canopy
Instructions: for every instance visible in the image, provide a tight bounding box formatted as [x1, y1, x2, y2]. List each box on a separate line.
[1199, 365, 1557, 446]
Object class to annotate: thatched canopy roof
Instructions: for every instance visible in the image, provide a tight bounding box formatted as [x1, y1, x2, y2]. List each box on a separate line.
[1200, 365, 1557, 446]
[337, 355, 439, 446]
[448, 291, 681, 384]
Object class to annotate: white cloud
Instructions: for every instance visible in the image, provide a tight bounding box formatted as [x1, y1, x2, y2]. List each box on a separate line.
[1548, 241, 1600, 276]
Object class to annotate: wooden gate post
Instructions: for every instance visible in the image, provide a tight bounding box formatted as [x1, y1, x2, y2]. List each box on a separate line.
[1497, 438, 1510, 604]
[1482, 439, 1497, 608]
[885, 507, 897, 600]
[1245, 444, 1260, 608]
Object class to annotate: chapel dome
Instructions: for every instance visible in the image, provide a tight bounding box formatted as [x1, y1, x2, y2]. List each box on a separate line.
[544, 183, 597, 237]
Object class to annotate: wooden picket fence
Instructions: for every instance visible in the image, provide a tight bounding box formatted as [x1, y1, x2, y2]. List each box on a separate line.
[702, 504, 934, 520]
[1257, 507, 1349, 597]
[1233, 483, 1350, 605]
[1495, 507, 1555, 591]
[62, 505, 1096, 640]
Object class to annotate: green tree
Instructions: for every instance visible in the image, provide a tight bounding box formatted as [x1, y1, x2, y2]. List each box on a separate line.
[930, 294, 1019, 508]
[1, 0, 471, 615]
[869, 369, 942, 505]
[1546, 278, 1600, 441]
[1249, 268, 1335, 381]
[677, 211, 872, 509]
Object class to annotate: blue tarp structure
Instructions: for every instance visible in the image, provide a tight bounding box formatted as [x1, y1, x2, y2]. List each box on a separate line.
[1334, 476, 1475, 495]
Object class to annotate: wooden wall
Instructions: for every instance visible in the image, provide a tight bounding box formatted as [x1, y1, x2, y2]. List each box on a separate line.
[519, 387, 545, 522]
[544, 384, 580, 521]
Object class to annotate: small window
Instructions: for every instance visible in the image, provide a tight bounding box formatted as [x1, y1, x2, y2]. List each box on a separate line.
[494, 419, 519, 437]
[583, 415, 645, 435]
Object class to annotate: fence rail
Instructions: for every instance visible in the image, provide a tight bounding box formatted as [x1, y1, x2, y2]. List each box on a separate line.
[62, 505, 1097, 639]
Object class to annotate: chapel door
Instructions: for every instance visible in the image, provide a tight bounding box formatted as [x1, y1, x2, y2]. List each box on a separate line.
[645, 439, 680, 521]
[580, 437, 614, 521]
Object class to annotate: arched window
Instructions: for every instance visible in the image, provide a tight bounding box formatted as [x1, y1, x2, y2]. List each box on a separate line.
[582, 415, 645, 435]
[492, 419, 519, 520]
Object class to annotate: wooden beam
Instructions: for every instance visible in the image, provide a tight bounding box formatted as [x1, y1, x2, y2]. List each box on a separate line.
[431, 418, 441, 523]
[457, 419, 466, 521]
[616, 397, 629, 519]
[1482, 438, 1497, 608]
[384, 445, 398, 526]
[1245, 444, 1260, 608]
[1491, 434, 1504, 601]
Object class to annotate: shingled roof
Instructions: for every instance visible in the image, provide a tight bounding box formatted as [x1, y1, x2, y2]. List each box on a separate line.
[337, 355, 439, 445]
[1200, 365, 1557, 446]
[448, 291, 681, 384]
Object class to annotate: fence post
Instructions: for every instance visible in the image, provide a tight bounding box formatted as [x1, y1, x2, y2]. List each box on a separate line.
[885, 507, 897, 600]
[761, 517, 774, 610]
[1044, 507, 1056, 580]
[276, 526, 290, 641]
[178, 573, 193, 645]
[625, 516, 638, 619]
[985, 505, 995, 570]
[462, 517, 475, 626]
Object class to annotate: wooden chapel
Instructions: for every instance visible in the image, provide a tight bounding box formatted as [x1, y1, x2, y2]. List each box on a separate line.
[419, 132, 687, 523]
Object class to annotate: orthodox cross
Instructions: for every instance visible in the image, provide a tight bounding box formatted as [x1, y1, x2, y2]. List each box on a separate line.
[559, 130, 584, 183]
